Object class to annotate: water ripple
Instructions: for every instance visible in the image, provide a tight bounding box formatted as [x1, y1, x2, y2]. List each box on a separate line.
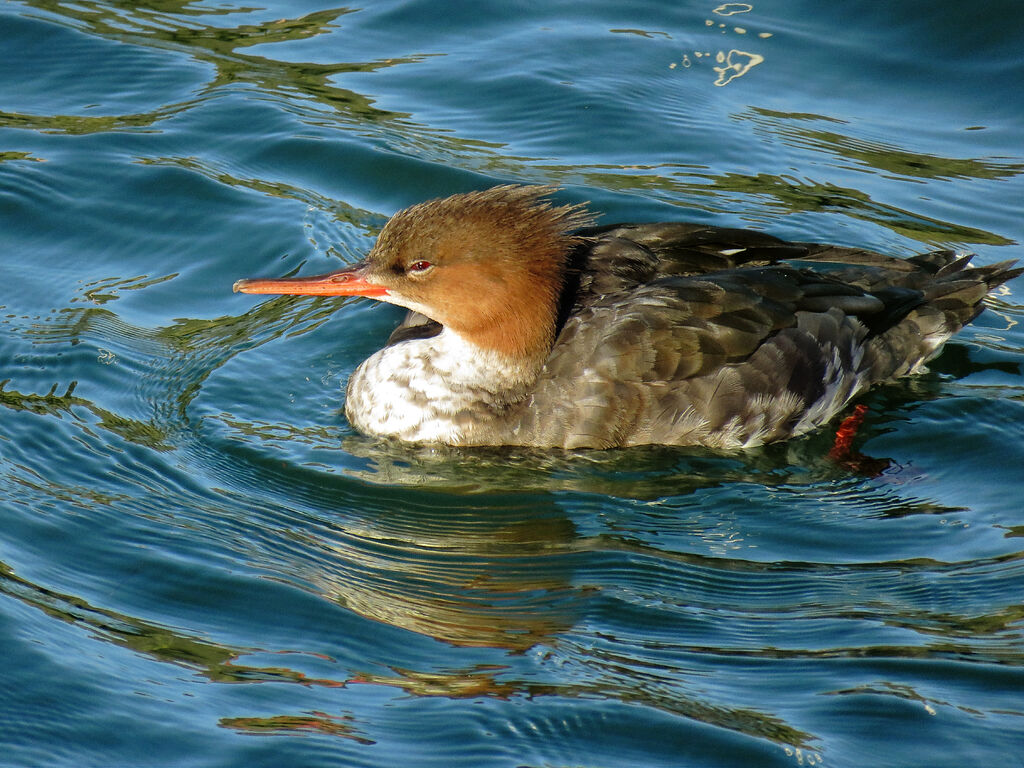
[3, 1, 1024, 766]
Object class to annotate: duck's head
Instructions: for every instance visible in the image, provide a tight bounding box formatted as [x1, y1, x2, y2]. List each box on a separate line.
[234, 185, 594, 360]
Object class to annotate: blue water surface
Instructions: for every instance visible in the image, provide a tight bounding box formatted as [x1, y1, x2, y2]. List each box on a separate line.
[1, 1, 1023, 766]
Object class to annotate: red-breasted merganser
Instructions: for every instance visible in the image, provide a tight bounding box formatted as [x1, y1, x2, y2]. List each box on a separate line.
[234, 185, 1021, 449]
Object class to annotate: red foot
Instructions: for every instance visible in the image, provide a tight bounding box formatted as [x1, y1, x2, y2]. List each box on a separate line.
[828, 404, 890, 475]
[829, 404, 869, 461]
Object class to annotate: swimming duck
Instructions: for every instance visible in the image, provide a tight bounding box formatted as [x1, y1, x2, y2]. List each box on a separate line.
[234, 185, 1020, 449]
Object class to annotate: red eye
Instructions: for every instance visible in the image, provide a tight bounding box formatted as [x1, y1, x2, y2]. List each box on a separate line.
[408, 260, 433, 273]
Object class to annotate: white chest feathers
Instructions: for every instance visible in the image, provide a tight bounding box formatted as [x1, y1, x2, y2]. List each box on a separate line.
[344, 328, 530, 444]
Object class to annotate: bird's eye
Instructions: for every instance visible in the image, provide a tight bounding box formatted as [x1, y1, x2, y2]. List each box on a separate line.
[408, 260, 434, 274]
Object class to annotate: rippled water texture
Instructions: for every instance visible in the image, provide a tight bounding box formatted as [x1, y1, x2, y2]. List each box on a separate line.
[2, 1, 1023, 766]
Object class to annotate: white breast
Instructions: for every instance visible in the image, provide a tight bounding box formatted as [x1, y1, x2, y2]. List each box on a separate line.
[344, 328, 529, 444]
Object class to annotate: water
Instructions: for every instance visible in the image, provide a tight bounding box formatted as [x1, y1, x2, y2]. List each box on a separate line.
[2, 1, 1023, 766]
